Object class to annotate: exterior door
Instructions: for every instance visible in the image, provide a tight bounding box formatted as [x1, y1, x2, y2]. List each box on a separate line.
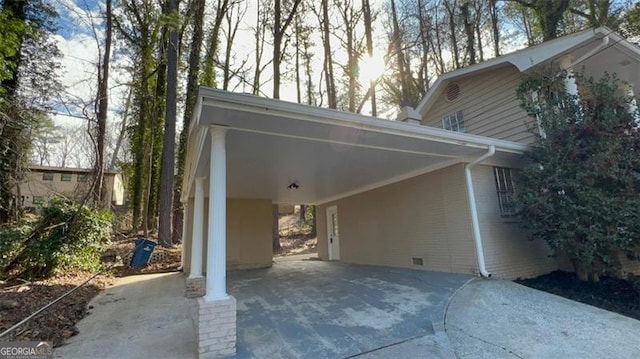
[326, 205, 340, 260]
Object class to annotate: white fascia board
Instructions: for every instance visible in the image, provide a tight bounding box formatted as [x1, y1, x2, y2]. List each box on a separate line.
[188, 94, 204, 136]
[198, 87, 529, 155]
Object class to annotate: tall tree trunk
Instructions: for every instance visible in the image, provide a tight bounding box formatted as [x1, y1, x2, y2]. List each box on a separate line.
[202, 0, 229, 87]
[271, 0, 302, 251]
[295, 14, 302, 104]
[461, 1, 476, 65]
[173, 0, 206, 244]
[321, 0, 337, 109]
[146, 20, 169, 233]
[444, 0, 461, 69]
[158, 0, 179, 247]
[362, 0, 376, 116]
[489, 0, 500, 57]
[252, 0, 268, 95]
[94, 0, 112, 208]
[109, 88, 132, 170]
[0, 0, 26, 223]
[417, 0, 430, 93]
[390, 0, 409, 107]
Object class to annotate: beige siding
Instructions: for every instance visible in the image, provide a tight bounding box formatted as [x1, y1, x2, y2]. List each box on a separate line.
[317, 164, 479, 275]
[226, 198, 273, 270]
[472, 165, 560, 279]
[422, 65, 535, 145]
[19, 169, 118, 207]
[196, 198, 273, 272]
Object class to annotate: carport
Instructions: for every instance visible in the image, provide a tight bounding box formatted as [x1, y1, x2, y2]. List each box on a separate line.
[180, 88, 527, 358]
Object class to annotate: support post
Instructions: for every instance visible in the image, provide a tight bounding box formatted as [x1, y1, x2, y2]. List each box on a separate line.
[197, 126, 236, 358]
[559, 55, 581, 118]
[626, 84, 640, 124]
[186, 177, 206, 297]
[205, 128, 227, 302]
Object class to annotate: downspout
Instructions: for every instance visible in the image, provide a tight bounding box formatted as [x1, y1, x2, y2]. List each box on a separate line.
[464, 145, 495, 278]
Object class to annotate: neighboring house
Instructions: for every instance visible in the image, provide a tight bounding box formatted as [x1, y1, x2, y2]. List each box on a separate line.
[19, 165, 125, 209]
[180, 27, 640, 357]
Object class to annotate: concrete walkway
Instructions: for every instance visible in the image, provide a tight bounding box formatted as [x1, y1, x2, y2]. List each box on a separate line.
[54, 272, 197, 359]
[446, 279, 640, 359]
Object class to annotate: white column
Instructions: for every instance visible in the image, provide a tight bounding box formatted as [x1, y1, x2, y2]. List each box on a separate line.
[189, 177, 205, 278]
[559, 55, 580, 105]
[204, 127, 228, 302]
[626, 84, 640, 124]
[180, 202, 187, 270]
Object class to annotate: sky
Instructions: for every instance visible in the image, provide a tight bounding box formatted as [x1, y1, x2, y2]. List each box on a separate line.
[45, 0, 537, 167]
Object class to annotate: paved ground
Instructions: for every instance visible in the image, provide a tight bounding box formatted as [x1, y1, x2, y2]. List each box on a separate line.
[53, 257, 640, 359]
[54, 272, 196, 359]
[229, 255, 471, 358]
[446, 279, 640, 359]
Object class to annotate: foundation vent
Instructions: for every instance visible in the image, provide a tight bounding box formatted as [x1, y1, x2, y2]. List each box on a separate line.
[412, 257, 424, 266]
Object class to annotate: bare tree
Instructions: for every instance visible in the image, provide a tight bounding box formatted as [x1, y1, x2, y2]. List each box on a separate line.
[92, 0, 113, 207]
[252, 0, 272, 95]
[202, 0, 230, 87]
[56, 125, 81, 167]
[272, 0, 303, 99]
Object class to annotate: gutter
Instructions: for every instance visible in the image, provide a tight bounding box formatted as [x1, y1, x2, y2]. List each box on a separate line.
[464, 145, 495, 278]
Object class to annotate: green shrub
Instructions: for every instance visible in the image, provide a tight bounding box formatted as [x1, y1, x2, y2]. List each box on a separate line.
[0, 222, 33, 277]
[516, 71, 640, 279]
[1, 197, 113, 279]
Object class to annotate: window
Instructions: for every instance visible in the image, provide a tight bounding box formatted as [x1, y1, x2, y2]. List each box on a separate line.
[61, 173, 72, 182]
[78, 174, 89, 182]
[442, 111, 465, 132]
[494, 167, 517, 217]
[42, 172, 54, 181]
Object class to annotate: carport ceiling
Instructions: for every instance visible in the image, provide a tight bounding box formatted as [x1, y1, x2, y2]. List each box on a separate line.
[190, 89, 527, 204]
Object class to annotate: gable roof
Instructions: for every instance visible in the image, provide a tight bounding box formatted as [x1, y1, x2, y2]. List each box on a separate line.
[416, 27, 640, 116]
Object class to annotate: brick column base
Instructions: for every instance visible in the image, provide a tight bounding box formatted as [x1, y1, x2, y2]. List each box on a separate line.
[186, 276, 206, 298]
[196, 296, 236, 358]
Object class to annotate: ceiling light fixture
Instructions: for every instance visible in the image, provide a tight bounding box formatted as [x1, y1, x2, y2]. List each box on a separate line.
[287, 182, 299, 190]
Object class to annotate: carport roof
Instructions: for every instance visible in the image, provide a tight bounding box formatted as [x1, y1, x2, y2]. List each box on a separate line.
[182, 88, 529, 204]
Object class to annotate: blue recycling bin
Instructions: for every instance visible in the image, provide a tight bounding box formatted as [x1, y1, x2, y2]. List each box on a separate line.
[130, 238, 156, 268]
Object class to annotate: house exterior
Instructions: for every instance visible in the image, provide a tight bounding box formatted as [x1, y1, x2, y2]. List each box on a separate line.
[180, 27, 640, 358]
[19, 165, 125, 209]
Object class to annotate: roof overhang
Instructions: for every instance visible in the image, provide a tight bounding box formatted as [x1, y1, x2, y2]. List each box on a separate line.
[417, 27, 640, 117]
[182, 88, 528, 205]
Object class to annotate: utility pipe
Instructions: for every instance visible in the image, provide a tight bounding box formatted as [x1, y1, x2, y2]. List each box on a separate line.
[464, 145, 495, 278]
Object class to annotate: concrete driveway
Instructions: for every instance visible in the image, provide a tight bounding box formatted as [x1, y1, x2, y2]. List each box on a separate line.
[446, 279, 640, 359]
[230, 256, 471, 358]
[54, 257, 640, 359]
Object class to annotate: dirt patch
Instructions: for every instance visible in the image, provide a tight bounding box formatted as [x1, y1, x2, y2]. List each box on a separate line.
[516, 271, 640, 320]
[0, 272, 114, 347]
[278, 237, 317, 256]
[276, 213, 317, 256]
